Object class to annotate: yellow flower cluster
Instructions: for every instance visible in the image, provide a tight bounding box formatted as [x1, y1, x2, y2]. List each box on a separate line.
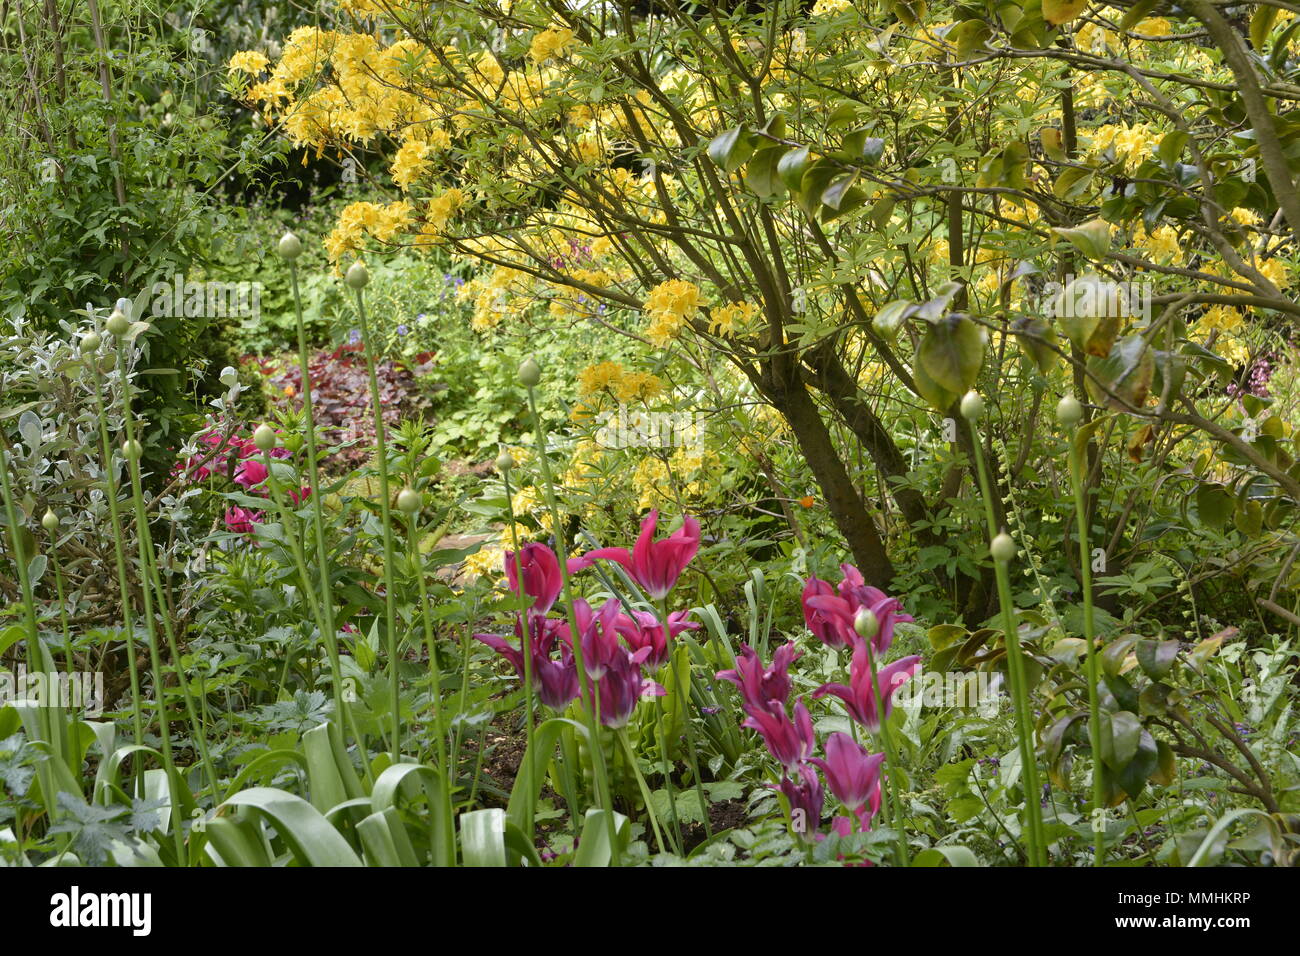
[324, 200, 414, 262]
[643, 279, 704, 346]
[1087, 123, 1160, 170]
[228, 50, 269, 75]
[462, 545, 504, 582]
[811, 0, 854, 15]
[529, 26, 577, 64]
[578, 362, 666, 403]
[1131, 223, 1182, 263]
[418, 188, 468, 243]
[709, 300, 759, 336]
[629, 447, 720, 511]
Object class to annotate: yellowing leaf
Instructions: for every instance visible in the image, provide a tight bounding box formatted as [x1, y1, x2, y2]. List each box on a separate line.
[1043, 0, 1089, 26]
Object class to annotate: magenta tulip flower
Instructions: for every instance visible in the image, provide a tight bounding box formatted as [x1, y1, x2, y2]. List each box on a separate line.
[573, 597, 624, 679]
[802, 576, 852, 648]
[504, 542, 567, 616]
[716, 642, 801, 712]
[223, 506, 263, 535]
[233, 457, 269, 490]
[801, 593, 856, 649]
[741, 697, 815, 772]
[475, 616, 579, 710]
[812, 644, 922, 733]
[774, 763, 824, 842]
[572, 510, 700, 600]
[836, 563, 913, 654]
[595, 646, 663, 727]
[808, 732, 885, 821]
[613, 608, 697, 670]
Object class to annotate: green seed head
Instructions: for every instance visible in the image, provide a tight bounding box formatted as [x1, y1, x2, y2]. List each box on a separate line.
[81, 330, 101, 353]
[41, 509, 60, 533]
[396, 487, 420, 514]
[990, 532, 1017, 563]
[253, 423, 278, 452]
[345, 261, 369, 289]
[106, 310, 130, 337]
[959, 390, 985, 421]
[277, 231, 303, 261]
[494, 448, 515, 473]
[853, 607, 879, 642]
[122, 438, 143, 461]
[518, 357, 542, 388]
[1056, 394, 1084, 426]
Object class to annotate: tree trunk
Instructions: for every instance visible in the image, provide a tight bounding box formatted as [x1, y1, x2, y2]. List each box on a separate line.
[756, 359, 895, 585]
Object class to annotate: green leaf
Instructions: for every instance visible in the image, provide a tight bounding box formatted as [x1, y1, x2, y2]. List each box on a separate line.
[1051, 218, 1111, 259]
[745, 145, 787, 199]
[1100, 711, 1141, 770]
[707, 126, 755, 172]
[917, 314, 988, 396]
[1195, 483, 1232, 530]
[218, 788, 364, 866]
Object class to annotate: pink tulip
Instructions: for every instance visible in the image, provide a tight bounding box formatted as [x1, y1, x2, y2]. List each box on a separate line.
[233, 457, 269, 490]
[573, 597, 624, 679]
[504, 542, 584, 616]
[223, 506, 263, 535]
[809, 732, 885, 821]
[573, 510, 700, 600]
[475, 616, 579, 710]
[802, 576, 851, 648]
[774, 763, 824, 842]
[614, 608, 697, 669]
[742, 697, 815, 772]
[812, 645, 921, 733]
[594, 646, 663, 728]
[836, 563, 913, 654]
[716, 642, 801, 712]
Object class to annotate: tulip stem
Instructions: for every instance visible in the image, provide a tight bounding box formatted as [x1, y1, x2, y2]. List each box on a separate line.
[501, 466, 538, 838]
[352, 283, 402, 765]
[1067, 424, 1107, 866]
[618, 727, 667, 854]
[968, 418, 1047, 866]
[864, 648, 909, 867]
[663, 596, 712, 844]
[524, 385, 620, 865]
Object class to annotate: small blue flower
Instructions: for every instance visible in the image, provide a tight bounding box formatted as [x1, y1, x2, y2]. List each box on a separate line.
[396, 324, 409, 337]
[348, 328, 361, 345]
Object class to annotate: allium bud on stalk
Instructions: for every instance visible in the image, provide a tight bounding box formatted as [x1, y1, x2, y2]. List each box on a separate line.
[396, 488, 420, 514]
[345, 261, 369, 289]
[518, 358, 542, 388]
[1056, 394, 1083, 426]
[990, 532, 1017, 563]
[253, 424, 278, 452]
[278, 232, 303, 260]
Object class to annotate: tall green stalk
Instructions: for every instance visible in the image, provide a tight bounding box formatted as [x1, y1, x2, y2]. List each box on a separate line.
[859, 617, 909, 867]
[83, 339, 144, 747]
[113, 323, 220, 805]
[100, 312, 184, 863]
[964, 391, 1048, 866]
[500, 459, 538, 837]
[346, 263, 402, 763]
[520, 359, 620, 865]
[1062, 396, 1107, 865]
